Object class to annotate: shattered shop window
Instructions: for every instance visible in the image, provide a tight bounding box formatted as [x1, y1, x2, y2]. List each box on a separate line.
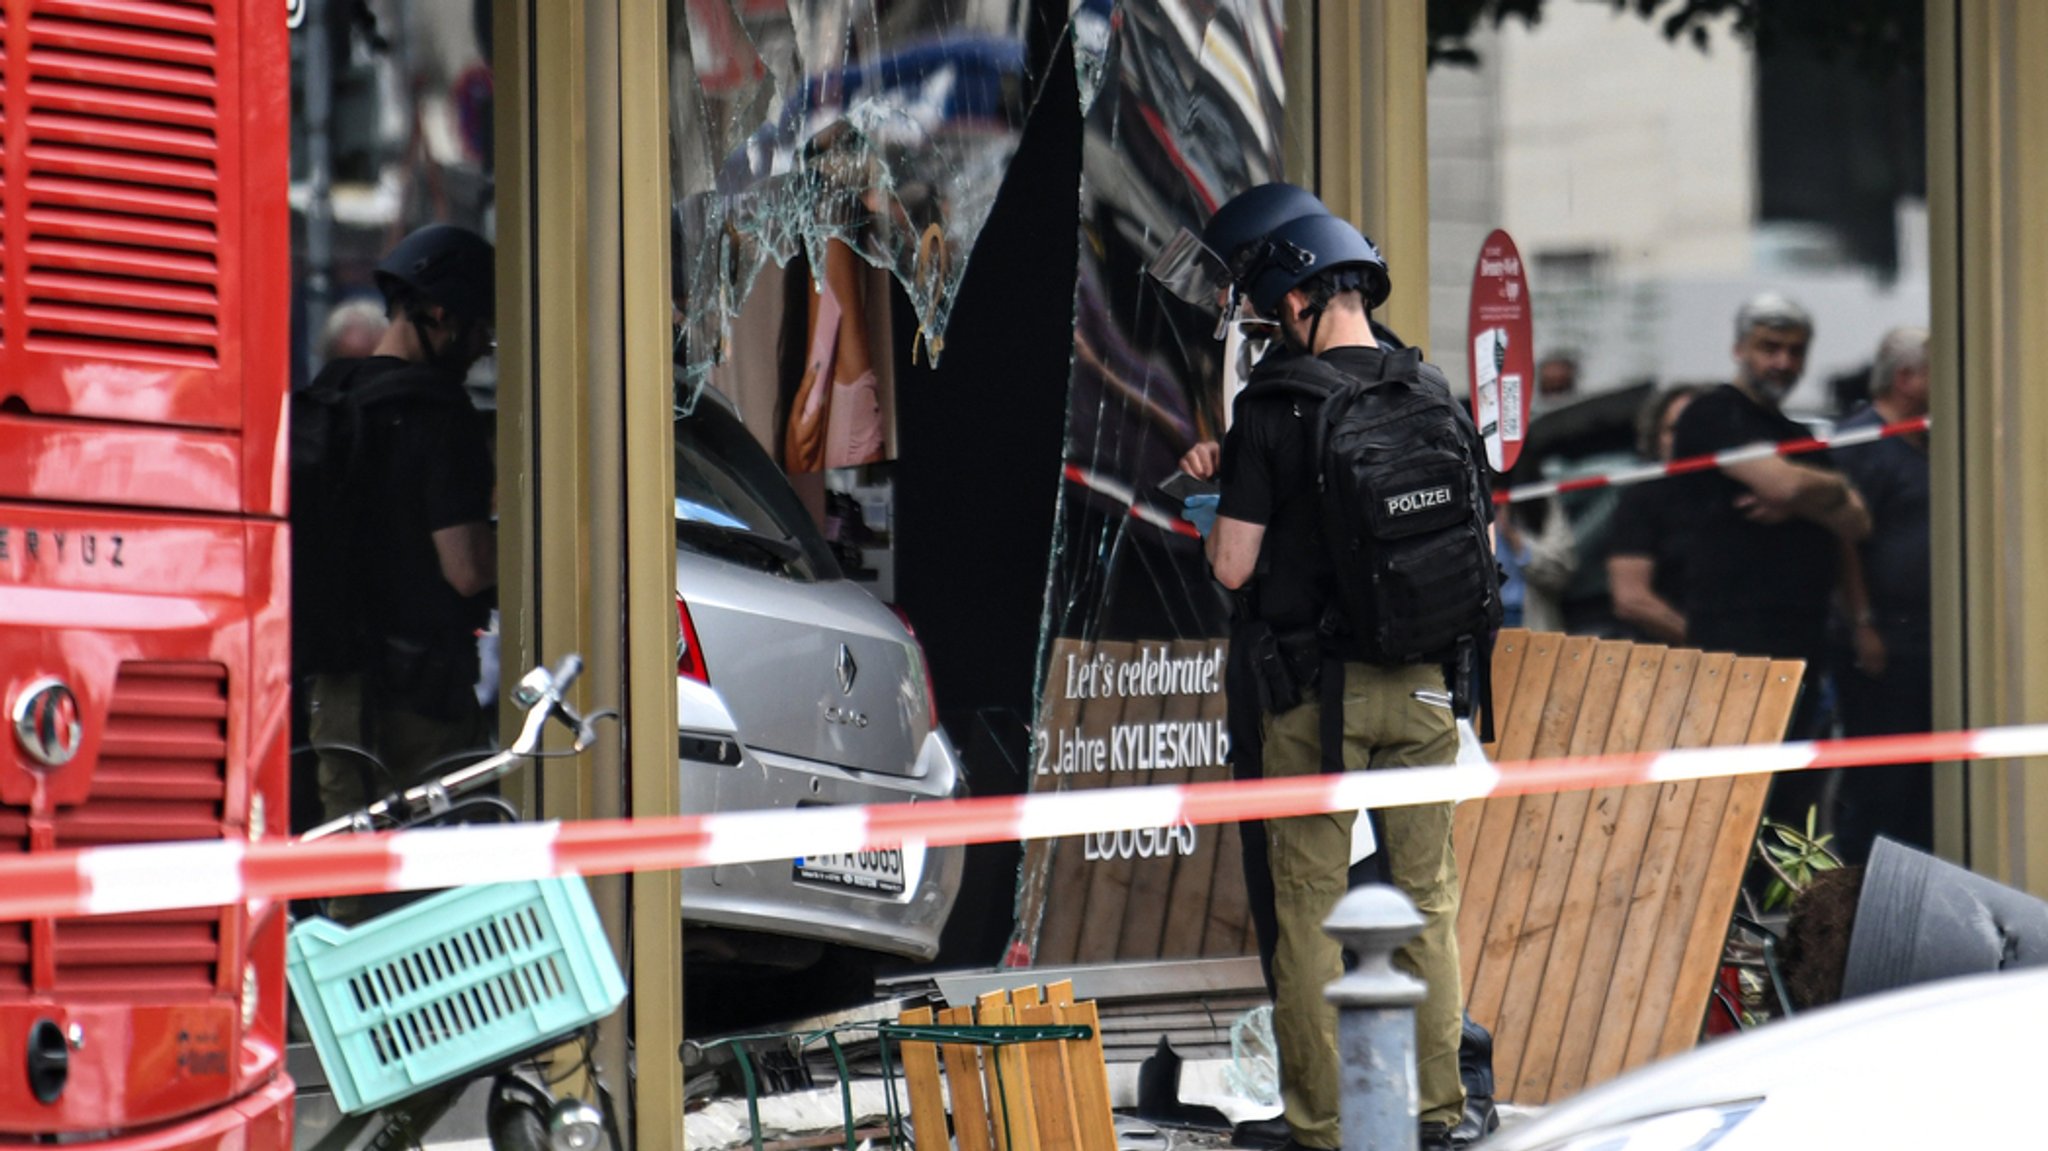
[666, 0, 1042, 418]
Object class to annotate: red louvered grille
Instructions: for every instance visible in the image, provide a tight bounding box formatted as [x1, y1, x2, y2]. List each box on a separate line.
[23, 0, 221, 368]
[49, 660, 229, 1000]
[0, 7, 7, 347]
[0, 809, 25, 997]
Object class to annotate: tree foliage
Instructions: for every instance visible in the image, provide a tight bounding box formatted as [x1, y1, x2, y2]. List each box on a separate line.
[1428, 0, 1924, 83]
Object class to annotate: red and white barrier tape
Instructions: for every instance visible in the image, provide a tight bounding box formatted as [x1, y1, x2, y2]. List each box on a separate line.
[1493, 415, 1929, 506]
[1064, 462, 1203, 538]
[1069, 419, 1929, 528]
[0, 719, 2035, 922]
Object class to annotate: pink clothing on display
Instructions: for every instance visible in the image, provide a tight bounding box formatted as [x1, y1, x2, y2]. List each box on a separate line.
[826, 370, 886, 468]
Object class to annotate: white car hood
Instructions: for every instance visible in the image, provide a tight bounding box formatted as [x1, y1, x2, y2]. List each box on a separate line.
[1492, 967, 2048, 1149]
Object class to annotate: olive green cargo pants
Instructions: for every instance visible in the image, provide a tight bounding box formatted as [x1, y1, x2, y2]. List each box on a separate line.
[1262, 660, 1466, 1145]
[306, 672, 486, 922]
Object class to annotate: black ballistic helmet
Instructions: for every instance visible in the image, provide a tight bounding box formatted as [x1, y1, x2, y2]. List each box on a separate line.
[375, 224, 497, 326]
[1202, 181, 1329, 281]
[1240, 212, 1391, 318]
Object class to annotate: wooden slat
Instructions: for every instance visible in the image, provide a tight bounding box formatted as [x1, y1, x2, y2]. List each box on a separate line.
[1480, 628, 1535, 761]
[898, 1006, 952, 1151]
[978, 992, 1040, 1151]
[1620, 656, 1768, 1071]
[1543, 645, 1698, 1101]
[1017, 639, 1089, 961]
[1458, 631, 1563, 990]
[1581, 651, 1734, 1088]
[1017, 997, 1083, 1151]
[1487, 638, 1630, 1094]
[1459, 630, 1533, 882]
[938, 1005, 996, 1151]
[1119, 640, 1208, 959]
[1466, 635, 1596, 1029]
[1038, 643, 1136, 965]
[1159, 842, 1228, 957]
[1059, 998, 1120, 1151]
[1505, 642, 1668, 1102]
[1203, 819, 1252, 956]
[1654, 658, 1807, 1058]
[1752, 661, 1807, 744]
[1072, 645, 1153, 964]
[1161, 669, 1234, 956]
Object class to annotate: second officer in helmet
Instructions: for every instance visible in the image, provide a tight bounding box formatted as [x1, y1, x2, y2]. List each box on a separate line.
[1190, 188, 1497, 1151]
[295, 224, 499, 903]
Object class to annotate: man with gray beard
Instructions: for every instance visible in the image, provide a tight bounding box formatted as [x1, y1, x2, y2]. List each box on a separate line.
[1667, 293, 1870, 824]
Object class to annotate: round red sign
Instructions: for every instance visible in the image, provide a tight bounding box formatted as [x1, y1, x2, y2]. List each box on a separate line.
[1466, 229, 1534, 473]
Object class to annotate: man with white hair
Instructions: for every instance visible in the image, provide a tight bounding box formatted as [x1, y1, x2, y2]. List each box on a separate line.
[319, 297, 390, 363]
[1831, 325, 1932, 860]
[1667, 293, 1870, 753]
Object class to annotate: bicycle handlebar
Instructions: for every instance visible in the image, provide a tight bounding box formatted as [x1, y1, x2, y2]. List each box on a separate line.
[300, 654, 606, 842]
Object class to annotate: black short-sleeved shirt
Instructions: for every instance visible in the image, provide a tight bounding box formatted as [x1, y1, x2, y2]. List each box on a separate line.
[1217, 356, 1335, 633]
[322, 356, 495, 649]
[1606, 481, 1691, 607]
[1834, 404, 1930, 652]
[1217, 345, 1488, 639]
[1667, 383, 1838, 657]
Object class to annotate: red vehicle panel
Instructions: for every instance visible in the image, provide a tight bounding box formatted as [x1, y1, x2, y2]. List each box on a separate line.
[0, 506, 289, 1135]
[0, 1, 294, 1143]
[0, 0, 290, 518]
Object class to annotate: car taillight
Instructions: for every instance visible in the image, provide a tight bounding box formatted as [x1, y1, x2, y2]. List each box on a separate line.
[677, 594, 710, 684]
[888, 604, 940, 730]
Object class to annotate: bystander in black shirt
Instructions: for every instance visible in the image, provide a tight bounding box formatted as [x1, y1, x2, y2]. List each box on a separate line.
[1667, 383, 1838, 663]
[1216, 352, 1343, 635]
[1606, 481, 1693, 616]
[1827, 403, 1934, 855]
[1832, 405, 1930, 658]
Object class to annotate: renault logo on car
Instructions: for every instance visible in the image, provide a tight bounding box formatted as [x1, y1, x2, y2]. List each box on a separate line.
[836, 645, 858, 695]
[13, 678, 82, 769]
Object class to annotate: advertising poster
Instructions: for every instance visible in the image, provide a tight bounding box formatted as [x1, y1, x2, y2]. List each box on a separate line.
[1467, 229, 1535, 473]
[1018, 639, 1244, 964]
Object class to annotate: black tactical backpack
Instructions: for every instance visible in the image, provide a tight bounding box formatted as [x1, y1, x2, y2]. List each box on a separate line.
[289, 360, 466, 676]
[1255, 346, 1502, 664]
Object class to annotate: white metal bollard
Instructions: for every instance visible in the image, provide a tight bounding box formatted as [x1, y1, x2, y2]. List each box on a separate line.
[1324, 884, 1428, 1151]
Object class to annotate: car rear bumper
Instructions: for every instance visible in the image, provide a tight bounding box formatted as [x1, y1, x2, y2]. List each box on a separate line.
[676, 679, 966, 962]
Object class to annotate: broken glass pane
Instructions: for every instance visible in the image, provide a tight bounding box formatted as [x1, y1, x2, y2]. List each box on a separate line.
[1046, 0, 1289, 652]
[1014, 0, 1290, 964]
[667, 1, 1053, 408]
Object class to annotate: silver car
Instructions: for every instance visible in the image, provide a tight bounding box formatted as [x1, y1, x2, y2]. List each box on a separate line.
[671, 391, 964, 1014]
[1486, 967, 2048, 1150]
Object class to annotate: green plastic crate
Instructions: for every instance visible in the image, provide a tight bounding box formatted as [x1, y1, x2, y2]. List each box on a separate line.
[287, 876, 626, 1114]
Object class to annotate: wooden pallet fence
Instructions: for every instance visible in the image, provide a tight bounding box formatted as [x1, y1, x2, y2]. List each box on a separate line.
[898, 980, 1118, 1151]
[1457, 629, 1804, 1105]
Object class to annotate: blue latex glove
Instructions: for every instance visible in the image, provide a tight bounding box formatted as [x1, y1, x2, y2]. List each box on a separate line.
[1182, 492, 1221, 537]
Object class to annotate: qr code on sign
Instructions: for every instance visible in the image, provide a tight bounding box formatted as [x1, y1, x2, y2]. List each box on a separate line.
[1501, 374, 1524, 440]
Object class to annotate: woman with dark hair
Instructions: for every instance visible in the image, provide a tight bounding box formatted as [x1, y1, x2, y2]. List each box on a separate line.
[1606, 384, 1707, 643]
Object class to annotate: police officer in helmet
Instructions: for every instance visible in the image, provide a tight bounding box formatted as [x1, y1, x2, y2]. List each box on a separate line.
[298, 224, 498, 917]
[1170, 187, 1485, 1151]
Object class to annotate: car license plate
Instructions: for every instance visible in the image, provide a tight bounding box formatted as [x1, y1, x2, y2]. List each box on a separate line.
[794, 847, 907, 896]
